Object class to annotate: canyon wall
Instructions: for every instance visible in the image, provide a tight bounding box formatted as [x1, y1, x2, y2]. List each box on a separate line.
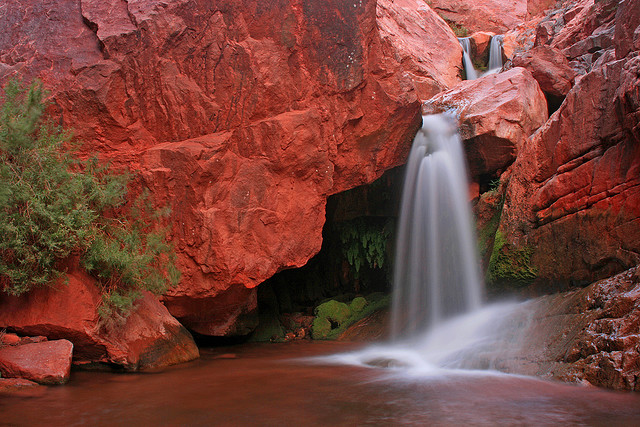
[0, 0, 462, 336]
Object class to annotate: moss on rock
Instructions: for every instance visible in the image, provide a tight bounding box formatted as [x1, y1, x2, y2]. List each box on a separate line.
[487, 230, 537, 288]
[350, 297, 368, 313]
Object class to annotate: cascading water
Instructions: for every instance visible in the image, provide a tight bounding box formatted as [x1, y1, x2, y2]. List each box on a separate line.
[458, 37, 477, 80]
[390, 114, 483, 339]
[487, 35, 504, 72]
[320, 115, 527, 375]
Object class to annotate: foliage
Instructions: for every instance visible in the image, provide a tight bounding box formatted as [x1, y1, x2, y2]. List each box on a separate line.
[337, 217, 391, 279]
[0, 78, 179, 319]
[487, 230, 537, 287]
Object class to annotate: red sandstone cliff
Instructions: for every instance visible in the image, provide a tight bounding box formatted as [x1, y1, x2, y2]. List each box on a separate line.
[0, 0, 462, 337]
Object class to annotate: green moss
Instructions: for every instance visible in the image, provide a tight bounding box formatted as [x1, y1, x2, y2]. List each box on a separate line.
[350, 296, 367, 313]
[311, 317, 332, 340]
[312, 295, 390, 340]
[487, 230, 537, 287]
[315, 300, 351, 324]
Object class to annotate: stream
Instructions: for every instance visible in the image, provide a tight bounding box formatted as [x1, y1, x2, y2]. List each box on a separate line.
[2, 342, 640, 426]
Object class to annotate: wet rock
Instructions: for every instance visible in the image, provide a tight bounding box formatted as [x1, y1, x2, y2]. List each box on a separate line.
[423, 67, 548, 178]
[496, 267, 640, 391]
[0, 268, 199, 371]
[0, 0, 426, 336]
[0, 340, 73, 385]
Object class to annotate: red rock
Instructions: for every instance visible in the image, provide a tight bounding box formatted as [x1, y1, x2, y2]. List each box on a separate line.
[498, 55, 640, 288]
[1, 333, 20, 346]
[426, 0, 527, 34]
[511, 45, 577, 97]
[614, 0, 640, 59]
[376, 0, 462, 100]
[0, 378, 41, 393]
[0, 340, 73, 385]
[470, 32, 495, 61]
[0, 268, 199, 370]
[423, 67, 548, 178]
[1, 0, 439, 336]
[490, 267, 640, 391]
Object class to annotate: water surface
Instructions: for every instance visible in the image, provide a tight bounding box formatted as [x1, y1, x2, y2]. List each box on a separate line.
[2, 342, 640, 426]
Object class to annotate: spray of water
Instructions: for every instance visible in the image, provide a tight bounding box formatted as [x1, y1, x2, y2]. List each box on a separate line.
[316, 115, 529, 376]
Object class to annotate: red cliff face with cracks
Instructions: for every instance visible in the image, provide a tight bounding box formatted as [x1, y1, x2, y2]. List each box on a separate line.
[0, 0, 462, 336]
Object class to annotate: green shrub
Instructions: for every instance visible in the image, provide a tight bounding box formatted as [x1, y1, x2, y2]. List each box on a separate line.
[0, 78, 179, 319]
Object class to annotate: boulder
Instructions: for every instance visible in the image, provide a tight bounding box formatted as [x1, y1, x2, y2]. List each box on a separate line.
[0, 0, 437, 336]
[0, 268, 199, 370]
[0, 340, 73, 385]
[498, 55, 640, 289]
[425, 0, 527, 33]
[376, 0, 462, 100]
[470, 31, 495, 62]
[511, 45, 577, 98]
[423, 67, 548, 178]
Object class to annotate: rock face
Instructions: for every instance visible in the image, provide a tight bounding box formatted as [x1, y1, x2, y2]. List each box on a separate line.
[376, 0, 462, 100]
[0, 340, 73, 385]
[493, 267, 640, 391]
[496, 37, 640, 290]
[423, 67, 548, 178]
[479, 0, 640, 290]
[0, 0, 468, 335]
[0, 268, 199, 370]
[426, 0, 527, 33]
[511, 45, 577, 98]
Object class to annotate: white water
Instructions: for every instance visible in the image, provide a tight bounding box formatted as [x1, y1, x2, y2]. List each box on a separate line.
[391, 114, 483, 338]
[322, 115, 528, 376]
[458, 37, 477, 80]
[487, 35, 504, 73]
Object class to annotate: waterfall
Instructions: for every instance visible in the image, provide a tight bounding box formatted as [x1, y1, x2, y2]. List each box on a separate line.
[487, 35, 504, 71]
[458, 37, 477, 80]
[390, 114, 483, 339]
[320, 116, 526, 376]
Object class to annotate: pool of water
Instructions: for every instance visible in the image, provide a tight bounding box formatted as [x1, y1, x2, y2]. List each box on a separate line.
[2, 341, 640, 426]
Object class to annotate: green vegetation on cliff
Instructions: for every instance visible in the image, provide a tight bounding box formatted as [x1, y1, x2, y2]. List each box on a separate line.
[0, 79, 179, 319]
[487, 230, 537, 287]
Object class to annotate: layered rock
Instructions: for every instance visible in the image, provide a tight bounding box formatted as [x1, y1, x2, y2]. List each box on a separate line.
[0, 0, 468, 335]
[0, 268, 199, 370]
[423, 67, 548, 178]
[0, 340, 73, 385]
[497, 55, 640, 290]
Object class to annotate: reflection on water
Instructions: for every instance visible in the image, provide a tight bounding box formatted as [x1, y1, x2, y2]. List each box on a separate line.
[1, 342, 639, 426]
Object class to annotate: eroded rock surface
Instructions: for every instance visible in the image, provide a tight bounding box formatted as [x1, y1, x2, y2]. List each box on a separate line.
[495, 267, 640, 391]
[0, 0, 468, 335]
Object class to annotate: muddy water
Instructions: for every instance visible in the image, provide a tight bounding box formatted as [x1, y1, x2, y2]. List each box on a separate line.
[2, 342, 640, 426]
